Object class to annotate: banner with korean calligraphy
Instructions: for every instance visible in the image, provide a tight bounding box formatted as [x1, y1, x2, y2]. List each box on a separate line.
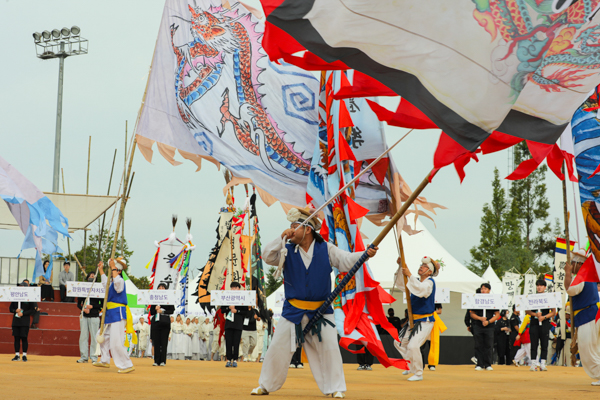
[502, 272, 522, 310]
[523, 274, 536, 295]
[146, 234, 185, 290]
[554, 238, 575, 293]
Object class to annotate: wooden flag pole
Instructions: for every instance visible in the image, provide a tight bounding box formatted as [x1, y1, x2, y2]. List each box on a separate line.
[97, 137, 137, 341]
[303, 170, 434, 336]
[562, 162, 577, 366]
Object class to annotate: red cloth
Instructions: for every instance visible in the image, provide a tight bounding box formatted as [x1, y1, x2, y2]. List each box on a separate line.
[366, 99, 437, 130]
[333, 71, 396, 100]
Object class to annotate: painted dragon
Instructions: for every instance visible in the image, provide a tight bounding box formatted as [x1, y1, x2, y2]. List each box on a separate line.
[170, 5, 310, 177]
[472, 0, 600, 94]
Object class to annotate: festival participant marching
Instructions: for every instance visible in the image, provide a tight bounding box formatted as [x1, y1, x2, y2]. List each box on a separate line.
[93, 258, 136, 374]
[525, 279, 556, 371]
[565, 258, 600, 385]
[251, 207, 378, 398]
[393, 256, 443, 381]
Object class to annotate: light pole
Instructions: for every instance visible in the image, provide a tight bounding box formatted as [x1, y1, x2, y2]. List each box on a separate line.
[33, 27, 88, 192]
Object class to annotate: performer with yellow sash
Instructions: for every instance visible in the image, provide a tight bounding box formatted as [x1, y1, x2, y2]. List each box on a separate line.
[394, 256, 443, 382]
[251, 207, 378, 398]
[93, 257, 136, 374]
[565, 252, 600, 386]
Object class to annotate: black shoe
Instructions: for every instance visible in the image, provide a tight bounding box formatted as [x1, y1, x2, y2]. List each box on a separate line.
[11, 356, 20, 361]
[22, 356, 28, 362]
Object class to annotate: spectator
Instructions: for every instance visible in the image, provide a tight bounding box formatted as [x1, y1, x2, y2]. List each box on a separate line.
[134, 317, 150, 358]
[290, 345, 304, 369]
[509, 306, 521, 364]
[470, 283, 500, 371]
[526, 279, 556, 371]
[76, 272, 102, 363]
[221, 281, 250, 368]
[10, 280, 37, 362]
[149, 283, 174, 366]
[495, 310, 511, 365]
[59, 262, 74, 302]
[242, 306, 260, 362]
[40, 261, 54, 302]
[387, 308, 403, 333]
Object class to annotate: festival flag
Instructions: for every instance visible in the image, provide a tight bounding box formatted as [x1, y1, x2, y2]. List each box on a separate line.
[555, 238, 576, 255]
[306, 71, 407, 369]
[0, 155, 70, 282]
[260, 0, 600, 153]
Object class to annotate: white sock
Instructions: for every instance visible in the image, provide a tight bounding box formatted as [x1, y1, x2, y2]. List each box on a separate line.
[15, 352, 19, 356]
[23, 353, 27, 356]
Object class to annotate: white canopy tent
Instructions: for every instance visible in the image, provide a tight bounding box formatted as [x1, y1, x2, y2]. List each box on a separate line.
[371, 219, 484, 294]
[482, 265, 503, 294]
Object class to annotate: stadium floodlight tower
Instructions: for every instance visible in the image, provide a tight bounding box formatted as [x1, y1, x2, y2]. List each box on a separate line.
[32, 26, 88, 192]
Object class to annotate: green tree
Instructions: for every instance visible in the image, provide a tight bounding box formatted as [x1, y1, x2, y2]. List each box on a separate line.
[265, 266, 283, 297]
[467, 168, 521, 275]
[127, 274, 150, 289]
[509, 142, 553, 264]
[74, 228, 134, 279]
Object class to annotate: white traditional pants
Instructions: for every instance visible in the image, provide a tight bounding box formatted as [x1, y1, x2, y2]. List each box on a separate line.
[578, 319, 600, 380]
[394, 321, 433, 377]
[98, 320, 133, 370]
[79, 317, 99, 362]
[258, 314, 345, 395]
[514, 343, 531, 365]
[242, 330, 258, 359]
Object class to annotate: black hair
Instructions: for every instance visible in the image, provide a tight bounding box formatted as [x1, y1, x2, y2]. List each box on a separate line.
[388, 308, 395, 316]
[86, 272, 95, 280]
[435, 303, 442, 310]
[43, 260, 49, 266]
[476, 288, 481, 294]
[230, 281, 241, 289]
[157, 283, 167, 290]
[536, 279, 547, 287]
[512, 304, 516, 312]
[64, 261, 70, 266]
[500, 310, 508, 318]
[480, 283, 491, 291]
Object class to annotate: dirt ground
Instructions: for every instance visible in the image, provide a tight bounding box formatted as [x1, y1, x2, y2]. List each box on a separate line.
[2, 356, 600, 400]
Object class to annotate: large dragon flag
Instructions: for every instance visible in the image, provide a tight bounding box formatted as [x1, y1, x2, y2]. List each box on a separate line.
[136, 0, 398, 216]
[569, 87, 600, 284]
[0, 155, 69, 281]
[259, 0, 600, 153]
[307, 71, 407, 369]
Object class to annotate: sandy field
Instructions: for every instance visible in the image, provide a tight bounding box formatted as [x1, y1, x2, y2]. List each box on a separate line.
[2, 356, 599, 400]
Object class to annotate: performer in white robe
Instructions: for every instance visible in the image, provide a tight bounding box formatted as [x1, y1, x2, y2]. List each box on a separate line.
[183, 317, 194, 360]
[251, 207, 378, 398]
[134, 317, 150, 358]
[256, 319, 265, 362]
[393, 256, 441, 381]
[565, 256, 600, 385]
[199, 318, 210, 360]
[93, 258, 136, 374]
[172, 315, 185, 360]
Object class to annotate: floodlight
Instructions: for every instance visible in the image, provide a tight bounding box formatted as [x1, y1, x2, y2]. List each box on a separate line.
[71, 26, 80, 36]
[33, 32, 42, 42]
[61, 27, 70, 38]
[51, 29, 61, 39]
[42, 31, 51, 41]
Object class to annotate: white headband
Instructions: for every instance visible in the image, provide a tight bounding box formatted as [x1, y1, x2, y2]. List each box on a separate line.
[421, 256, 439, 277]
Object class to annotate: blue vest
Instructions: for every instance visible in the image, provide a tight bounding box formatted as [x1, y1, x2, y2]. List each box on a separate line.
[410, 278, 436, 322]
[572, 282, 599, 328]
[282, 241, 333, 324]
[105, 278, 128, 324]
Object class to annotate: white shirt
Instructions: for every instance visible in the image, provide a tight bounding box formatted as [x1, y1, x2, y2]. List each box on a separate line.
[567, 281, 585, 297]
[101, 274, 124, 293]
[396, 274, 434, 298]
[262, 237, 363, 272]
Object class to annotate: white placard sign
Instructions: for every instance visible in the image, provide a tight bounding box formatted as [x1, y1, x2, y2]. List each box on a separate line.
[210, 290, 256, 306]
[0, 287, 41, 302]
[514, 293, 563, 312]
[461, 293, 510, 310]
[403, 287, 451, 304]
[67, 282, 105, 298]
[137, 290, 177, 305]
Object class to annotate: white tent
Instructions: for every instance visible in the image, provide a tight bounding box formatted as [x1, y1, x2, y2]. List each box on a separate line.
[370, 219, 484, 294]
[482, 265, 503, 294]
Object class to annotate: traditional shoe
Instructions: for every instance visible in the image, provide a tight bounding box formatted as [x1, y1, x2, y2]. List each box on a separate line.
[331, 392, 345, 398]
[591, 380, 600, 386]
[512, 360, 519, 367]
[92, 361, 110, 368]
[250, 387, 269, 395]
[117, 367, 135, 374]
[402, 370, 410, 375]
[407, 375, 423, 382]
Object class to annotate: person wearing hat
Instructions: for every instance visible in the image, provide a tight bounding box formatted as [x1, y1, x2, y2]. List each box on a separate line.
[525, 279, 556, 371]
[93, 258, 136, 374]
[59, 261, 75, 302]
[393, 256, 444, 381]
[251, 207, 378, 398]
[565, 252, 600, 385]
